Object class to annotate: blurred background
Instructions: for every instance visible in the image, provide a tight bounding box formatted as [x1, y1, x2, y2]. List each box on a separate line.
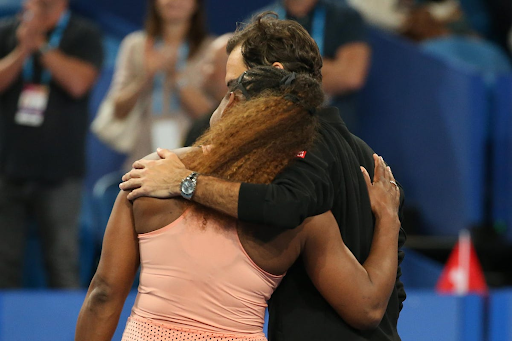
[0, 0, 511, 340]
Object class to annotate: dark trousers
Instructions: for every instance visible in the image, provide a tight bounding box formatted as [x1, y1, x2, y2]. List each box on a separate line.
[0, 177, 82, 288]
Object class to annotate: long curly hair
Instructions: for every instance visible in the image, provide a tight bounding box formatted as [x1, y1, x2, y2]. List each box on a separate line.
[181, 66, 324, 186]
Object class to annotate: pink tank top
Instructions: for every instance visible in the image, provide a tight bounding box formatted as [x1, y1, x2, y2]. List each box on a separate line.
[131, 208, 284, 336]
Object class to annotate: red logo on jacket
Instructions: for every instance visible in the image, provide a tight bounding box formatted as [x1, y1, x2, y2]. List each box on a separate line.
[296, 151, 307, 159]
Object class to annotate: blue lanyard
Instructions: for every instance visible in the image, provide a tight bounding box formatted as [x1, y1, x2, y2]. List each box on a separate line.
[275, 3, 326, 56]
[22, 10, 71, 85]
[152, 41, 190, 115]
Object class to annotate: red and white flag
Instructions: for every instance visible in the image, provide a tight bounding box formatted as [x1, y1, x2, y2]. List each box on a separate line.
[436, 230, 488, 295]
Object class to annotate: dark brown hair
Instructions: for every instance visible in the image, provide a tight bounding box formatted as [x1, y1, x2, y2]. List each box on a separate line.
[181, 66, 323, 185]
[227, 11, 323, 81]
[145, 0, 208, 58]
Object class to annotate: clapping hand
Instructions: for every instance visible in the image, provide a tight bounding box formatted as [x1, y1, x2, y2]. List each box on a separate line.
[144, 41, 178, 77]
[16, 3, 46, 54]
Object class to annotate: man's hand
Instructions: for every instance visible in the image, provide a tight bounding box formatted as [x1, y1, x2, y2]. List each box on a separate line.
[16, 4, 46, 54]
[119, 148, 192, 200]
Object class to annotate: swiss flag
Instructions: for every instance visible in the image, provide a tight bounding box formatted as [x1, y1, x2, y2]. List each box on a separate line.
[436, 230, 488, 295]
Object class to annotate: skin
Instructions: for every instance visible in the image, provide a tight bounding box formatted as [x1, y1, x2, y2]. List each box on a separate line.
[76, 150, 401, 340]
[0, 0, 99, 98]
[113, 0, 210, 120]
[201, 33, 232, 102]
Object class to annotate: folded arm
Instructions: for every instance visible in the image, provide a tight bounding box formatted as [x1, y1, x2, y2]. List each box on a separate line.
[40, 49, 99, 98]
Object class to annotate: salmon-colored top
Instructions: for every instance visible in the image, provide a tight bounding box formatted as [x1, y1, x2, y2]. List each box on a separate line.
[131, 208, 284, 336]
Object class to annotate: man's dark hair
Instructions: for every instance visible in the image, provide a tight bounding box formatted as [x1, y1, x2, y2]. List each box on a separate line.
[227, 12, 323, 81]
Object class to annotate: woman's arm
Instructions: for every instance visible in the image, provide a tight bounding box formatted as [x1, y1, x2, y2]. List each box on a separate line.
[75, 191, 139, 341]
[302, 154, 400, 330]
[110, 36, 153, 120]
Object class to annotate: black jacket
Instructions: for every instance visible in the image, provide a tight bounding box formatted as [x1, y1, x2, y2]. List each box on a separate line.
[238, 107, 406, 341]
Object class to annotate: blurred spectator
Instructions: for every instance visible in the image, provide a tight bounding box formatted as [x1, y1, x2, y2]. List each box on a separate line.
[347, 0, 410, 32]
[403, 0, 476, 41]
[252, 0, 371, 134]
[349, 0, 476, 42]
[0, 0, 103, 288]
[97, 0, 213, 168]
[183, 33, 232, 147]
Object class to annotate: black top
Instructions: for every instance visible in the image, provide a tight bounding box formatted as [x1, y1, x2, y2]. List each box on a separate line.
[0, 14, 103, 184]
[239, 107, 406, 341]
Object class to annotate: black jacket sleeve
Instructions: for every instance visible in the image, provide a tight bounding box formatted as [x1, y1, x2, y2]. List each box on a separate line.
[238, 136, 335, 229]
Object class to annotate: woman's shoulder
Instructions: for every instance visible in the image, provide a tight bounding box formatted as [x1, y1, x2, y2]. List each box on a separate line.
[121, 31, 147, 48]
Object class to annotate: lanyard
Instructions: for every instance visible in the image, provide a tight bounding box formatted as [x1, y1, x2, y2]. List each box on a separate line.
[22, 10, 71, 85]
[152, 41, 190, 115]
[275, 2, 326, 56]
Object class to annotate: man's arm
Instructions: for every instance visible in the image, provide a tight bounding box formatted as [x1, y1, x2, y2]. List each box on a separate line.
[120, 138, 334, 229]
[0, 46, 28, 93]
[0, 19, 39, 93]
[39, 49, 99, 98]
[120, 149, 241, 218]
[43, 20, 103, 99]
[321, 42, 371, 95]
[321, 6, 371, 96]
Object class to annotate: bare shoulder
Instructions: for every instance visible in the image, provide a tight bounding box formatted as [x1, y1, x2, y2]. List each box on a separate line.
[132, 197, 186, 234]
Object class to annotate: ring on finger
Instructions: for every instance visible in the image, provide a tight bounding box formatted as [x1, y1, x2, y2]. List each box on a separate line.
[389, 180, 399, 190]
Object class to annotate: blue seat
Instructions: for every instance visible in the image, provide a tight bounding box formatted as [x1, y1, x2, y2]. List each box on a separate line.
[422, 36, 512, 85]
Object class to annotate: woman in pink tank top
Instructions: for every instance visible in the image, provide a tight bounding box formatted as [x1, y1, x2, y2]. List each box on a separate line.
[77, 67, 401, 341]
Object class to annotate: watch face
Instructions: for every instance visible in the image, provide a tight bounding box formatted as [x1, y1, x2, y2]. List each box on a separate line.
[182, 180, 195, 195]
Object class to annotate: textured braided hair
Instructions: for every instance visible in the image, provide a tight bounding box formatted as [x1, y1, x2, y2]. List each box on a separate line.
[227, 11, 323, 81]
[181, 66, 324, 185]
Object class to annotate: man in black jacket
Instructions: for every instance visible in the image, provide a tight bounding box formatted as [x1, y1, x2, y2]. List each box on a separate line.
[120, 12, 406, 341]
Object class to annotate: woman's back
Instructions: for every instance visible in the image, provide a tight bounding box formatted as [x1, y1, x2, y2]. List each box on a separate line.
[129, 198, 285, 339]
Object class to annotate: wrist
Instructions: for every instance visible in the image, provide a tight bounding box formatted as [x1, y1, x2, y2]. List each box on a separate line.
[37, 41, 52, 56]
[375, 213, 400, 229]
[15, 45, 31, 59]
[179, 171, 199, 200]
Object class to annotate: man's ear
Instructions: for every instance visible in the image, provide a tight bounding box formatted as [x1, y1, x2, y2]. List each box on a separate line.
[272, 62, 285, 70]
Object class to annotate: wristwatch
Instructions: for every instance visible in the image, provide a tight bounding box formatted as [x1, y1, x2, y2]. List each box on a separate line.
[180, 172, 199, 200]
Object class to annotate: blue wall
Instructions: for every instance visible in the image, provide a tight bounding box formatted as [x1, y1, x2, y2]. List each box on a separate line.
[0, 289, 500, 341]
[359, 29, 489, 236]
[491, 75, 512, 241]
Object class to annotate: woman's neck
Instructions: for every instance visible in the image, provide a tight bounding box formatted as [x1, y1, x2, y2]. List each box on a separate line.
[162, 21, 189, 45]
